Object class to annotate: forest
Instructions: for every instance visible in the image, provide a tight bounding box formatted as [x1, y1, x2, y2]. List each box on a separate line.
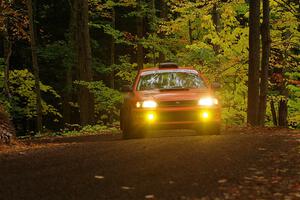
[0, 0, 299, 136]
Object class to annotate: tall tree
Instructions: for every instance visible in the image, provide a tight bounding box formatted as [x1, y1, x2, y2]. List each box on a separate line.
[247, 0, 260, 126]
[158, 0, 167, 63]
[110, 7, 116, 89]
[27, 0, 43, 132]
[1, 2, 12, 98]
[1, 0, 29, 98]
[136, 0, 144, 70]
[73, 0, 95, 125]
[212, 3, 221, 53]
[3, 39, 12, 98]
[149, 0, 157, 66]
[62, 0, 77, 125]
[258, 0, 271, 126]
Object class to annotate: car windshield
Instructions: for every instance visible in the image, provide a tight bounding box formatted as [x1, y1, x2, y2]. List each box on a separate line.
[137, 70, 206, 91]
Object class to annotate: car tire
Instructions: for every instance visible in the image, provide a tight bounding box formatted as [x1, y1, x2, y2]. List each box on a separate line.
[122, 115, 135, 139]
[122, 115, 144, 139]
[121, 107, 133, 139]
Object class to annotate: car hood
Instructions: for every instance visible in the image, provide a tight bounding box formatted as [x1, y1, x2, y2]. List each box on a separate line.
[135, 89, 212, 102]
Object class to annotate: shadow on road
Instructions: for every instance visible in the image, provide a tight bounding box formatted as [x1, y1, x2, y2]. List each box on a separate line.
[144, 129, 198, 138]
[21, 134, 122, 145]
[21, 129, 205, 145]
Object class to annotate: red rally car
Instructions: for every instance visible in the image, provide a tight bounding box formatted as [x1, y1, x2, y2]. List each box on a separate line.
[120, 63, 221, 138]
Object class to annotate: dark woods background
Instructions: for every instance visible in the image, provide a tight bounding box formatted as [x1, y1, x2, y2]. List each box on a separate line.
[0, 0, 299, 136]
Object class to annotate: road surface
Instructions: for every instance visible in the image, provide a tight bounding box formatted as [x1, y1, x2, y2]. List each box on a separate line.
[0, 130, 300, 199]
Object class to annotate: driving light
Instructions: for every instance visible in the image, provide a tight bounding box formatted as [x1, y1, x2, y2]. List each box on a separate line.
[199, 111, 210, 121]
[202, 112, 209, 119]
[198, 97, 218, 106]
[142, 100, 157, 108]
[146, 112, 156, 121]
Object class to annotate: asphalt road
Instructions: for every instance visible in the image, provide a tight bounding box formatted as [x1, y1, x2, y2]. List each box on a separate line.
[0, 131, 299, 200]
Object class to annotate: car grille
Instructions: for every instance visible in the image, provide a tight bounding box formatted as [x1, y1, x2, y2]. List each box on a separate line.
[158, 111, 199, 122]
[158, 100, 198, 107]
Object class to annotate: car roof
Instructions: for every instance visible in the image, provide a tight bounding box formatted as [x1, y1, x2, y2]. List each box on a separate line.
[139, 66, 196, 72]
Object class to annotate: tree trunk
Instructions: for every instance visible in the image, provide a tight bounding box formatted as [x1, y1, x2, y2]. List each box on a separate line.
[211, 3, 221, 82]
[137, 0, 144, 70]
[278, 99, 288, 127]
[212, 4, 221, 32]
[74, 0, 95, 126]
[110, 7, 116, 89]
[62, 68, 73, 125]
[212, 3, 221, 53]
[247, 0, 260, 126]
[63, 0, 76, 126]
[270, 99, 278, 126]
[3, 39, 12, 98]
[27, 0, 43, 133]
[151, 0, 157, 66]
[158, 0, 167, 63]
[258, 0, 271, 126]
[188, 20, 193, 45]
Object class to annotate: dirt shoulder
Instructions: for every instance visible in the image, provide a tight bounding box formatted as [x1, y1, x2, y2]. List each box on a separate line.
[0, 132, 121, 154]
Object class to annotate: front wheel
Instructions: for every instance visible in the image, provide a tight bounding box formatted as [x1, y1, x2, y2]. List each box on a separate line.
[122, 116, 137, 139]
[121, 107, 133, 139]
[122, 119, 144, 139]
[120, 108, 145, 139]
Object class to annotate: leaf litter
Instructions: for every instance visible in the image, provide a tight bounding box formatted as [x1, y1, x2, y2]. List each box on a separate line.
[94, 175, 104, 180]
[214, 132, 300, 200]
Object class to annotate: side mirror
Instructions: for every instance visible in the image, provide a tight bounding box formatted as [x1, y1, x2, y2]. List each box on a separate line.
[211, 82, 221, 90]
[121, 85, 133, 92]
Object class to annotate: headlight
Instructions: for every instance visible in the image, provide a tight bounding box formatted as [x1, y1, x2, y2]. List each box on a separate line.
[136, 100, 157, 108]
[198, 97, 218, 106]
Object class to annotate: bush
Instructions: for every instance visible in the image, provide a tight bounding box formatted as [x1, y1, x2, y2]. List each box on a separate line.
[0, 104, 15, 145]
[0, 69, 62, 134]
[74, 80, 123, 124]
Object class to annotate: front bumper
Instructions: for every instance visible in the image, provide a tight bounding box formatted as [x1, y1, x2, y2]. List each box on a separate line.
[132, 106, 221, 129]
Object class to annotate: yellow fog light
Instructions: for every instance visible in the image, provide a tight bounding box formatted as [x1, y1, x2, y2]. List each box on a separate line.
[200, 111, 210, 120]
[202, 112, 209, 118]
[146, 112, 156, 122]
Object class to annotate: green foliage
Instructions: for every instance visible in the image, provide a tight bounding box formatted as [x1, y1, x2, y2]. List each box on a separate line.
[0, 69, 61, 121]
[38, 41, 74, 72]
[74, 80, 123, 123]
[2, 0, 299, 131]
[270, 0, 299, 70]
[268, 0, 299, 128]
[57, 124, 118, 136]
[115, 56, 137, 84]
[154, 0, 300, 127]
[286, 71, 300, 128]
[90, 23, 133, 46]
[158, 0, 250, 125]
